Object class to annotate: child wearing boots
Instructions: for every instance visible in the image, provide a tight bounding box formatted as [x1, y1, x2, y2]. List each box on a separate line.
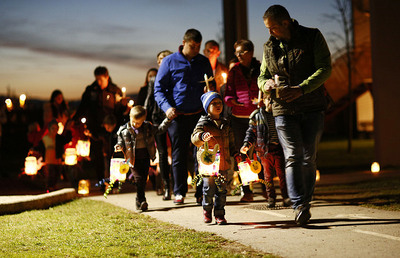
[240, 94, 291, 208]
[191, 91, 236, 225]
[114, 105, 171, 212]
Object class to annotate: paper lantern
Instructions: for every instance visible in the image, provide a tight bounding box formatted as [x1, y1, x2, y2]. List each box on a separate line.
[371, 162, 380, 173]
[198, 152, 220, 177]
[24, 156, 38, 175]
[78, 180, 90, 195]
[76, 140, 90, 157]
[110, 158, 127, 182]
[65, 148, 77, 166]
[237, 161, 259, 186]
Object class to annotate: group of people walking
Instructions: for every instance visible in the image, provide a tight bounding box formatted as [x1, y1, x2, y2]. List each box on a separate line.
[31, 5, 332, 227]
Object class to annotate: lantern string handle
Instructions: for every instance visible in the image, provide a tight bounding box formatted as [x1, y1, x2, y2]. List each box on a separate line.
[112, 149, 127, 160]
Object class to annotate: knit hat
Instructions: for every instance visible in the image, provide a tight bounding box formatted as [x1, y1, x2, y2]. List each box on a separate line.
[201, 91, 222, 113]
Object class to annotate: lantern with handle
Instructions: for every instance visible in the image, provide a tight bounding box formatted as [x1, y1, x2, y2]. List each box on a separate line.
[197, 142, 220, 177]
[76, 140, 90, 157]
[236, 154, 260, 186]
[78, 180, 90, 195]
[110, 152, 130, 183]
[65, 148, 77, 166]
[24, 156, 38, 175]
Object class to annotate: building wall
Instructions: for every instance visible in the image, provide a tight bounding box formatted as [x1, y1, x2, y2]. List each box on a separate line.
[370, 0, 400, 167]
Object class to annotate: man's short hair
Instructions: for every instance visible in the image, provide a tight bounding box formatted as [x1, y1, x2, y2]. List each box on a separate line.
[263, 5, 291, 24]
[205, 40, 219, 49]
[130, 105, 147, 120]
[183, 28, 202, 43]
[94, 66, 109, 77]
[234, 39, 254, 53]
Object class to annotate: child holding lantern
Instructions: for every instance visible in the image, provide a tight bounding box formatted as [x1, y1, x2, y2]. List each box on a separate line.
[240, 93, 291, 208]
[191, 91, 236, 225]
[114, 105, 171, 212]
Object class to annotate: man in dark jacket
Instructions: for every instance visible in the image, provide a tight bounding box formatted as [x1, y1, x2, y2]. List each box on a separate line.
[73, 66, 125, 183]
[258, 5, 332, 226]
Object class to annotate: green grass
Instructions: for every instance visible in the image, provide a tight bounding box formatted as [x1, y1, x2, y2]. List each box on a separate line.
[0, 199, 273, 257]
[314, 178, 400, 211]
[317, 138, 374, 170]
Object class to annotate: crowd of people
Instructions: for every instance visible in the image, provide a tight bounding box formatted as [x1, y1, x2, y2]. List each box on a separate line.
[19, 5, 331, 226]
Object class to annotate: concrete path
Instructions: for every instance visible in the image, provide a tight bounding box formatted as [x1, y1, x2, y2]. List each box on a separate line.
[87, 170, 400, 258]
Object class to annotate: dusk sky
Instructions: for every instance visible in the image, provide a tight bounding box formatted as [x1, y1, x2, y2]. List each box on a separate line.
[0, 0, 340, 101]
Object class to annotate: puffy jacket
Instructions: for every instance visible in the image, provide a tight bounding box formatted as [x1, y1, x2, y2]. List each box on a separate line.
[258, 20, 332, 116]
[224, 58, 260, 118]
[115, 118, 171, 167]
[191, 115, 236, 171]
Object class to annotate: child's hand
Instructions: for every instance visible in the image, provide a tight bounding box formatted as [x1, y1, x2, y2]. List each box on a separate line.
[240, 145, 249, 154]
[201, 132, 212, 142]
[114, 145, 122, 152]
[83, 129, 92, 137]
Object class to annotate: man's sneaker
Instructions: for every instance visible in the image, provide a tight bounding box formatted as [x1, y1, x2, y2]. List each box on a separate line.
[295, 205, 311, 226]
[215, 216, 227, 225]
[267, 198, 276, 208]
[203, 210, 212, 223]
[174, 194, 184, 205]
[240, 193, 254, 202]
[283, 198, 292, 207]
[140, 201, 148, 212]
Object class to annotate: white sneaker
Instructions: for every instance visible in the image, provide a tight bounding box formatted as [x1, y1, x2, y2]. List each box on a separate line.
[174, 194, 184, 204]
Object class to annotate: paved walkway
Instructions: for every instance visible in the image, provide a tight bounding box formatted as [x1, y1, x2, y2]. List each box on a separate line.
[1, 170, 400, 257]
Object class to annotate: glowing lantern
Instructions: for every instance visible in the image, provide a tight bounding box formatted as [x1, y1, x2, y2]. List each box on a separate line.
[316, 169, 320, 182]
[128, 100, 134, 108]
[121, 87, 126, 98]
[221, 72, 227, 84]
[5, 98, 13, 111]
[78, 180, 90, 195]
[65, 148, 77, 166]
[76, 140, 91, 157]
[187, 173, 192, 185]
[198, 152, 220, 177]
[19, 94, 26, 108]
[57, 122, 64, 135]
[110, 158, 128, 182]
[24, 156, 38, 175]
[81, 117, 86, 124]
[371, 162, 380, 173]
[237, 161, 259, 186]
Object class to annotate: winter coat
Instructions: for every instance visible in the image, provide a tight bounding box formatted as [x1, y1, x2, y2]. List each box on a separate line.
[191, 115, 236, 171]
[115, 118, 171, 167]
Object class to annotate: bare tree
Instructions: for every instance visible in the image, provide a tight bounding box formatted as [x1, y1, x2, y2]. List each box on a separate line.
[325, 0, 354, 152]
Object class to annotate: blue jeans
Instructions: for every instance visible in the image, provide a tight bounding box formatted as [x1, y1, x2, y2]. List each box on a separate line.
[202, 170, 227, 216]
[274, 111, 324, 209]
[168, 113, 201, 197]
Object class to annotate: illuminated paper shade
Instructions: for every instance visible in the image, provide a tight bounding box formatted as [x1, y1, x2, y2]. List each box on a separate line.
[78, 180, 90, 195]
[198, 152, 220, 177]
[76, 140, 91, 157]
[65, 148, 77, 166]
[110, 158, 127, 182]
[25, 156, 38, 175]
[238, 161, 259, 185]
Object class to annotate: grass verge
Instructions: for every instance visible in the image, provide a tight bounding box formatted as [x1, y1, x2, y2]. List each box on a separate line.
[314, 177, 400, 211]
[0, 199, 274, 257]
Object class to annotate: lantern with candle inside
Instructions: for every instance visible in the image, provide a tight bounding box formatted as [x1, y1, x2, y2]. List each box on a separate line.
[110, 157, 129, 183]
[237, 160, 259, 186]
[78, 180, 90, 195]
[76, 140, 91, 157]
[371, 162, 380, 173]
[197, 142, 220, 177]
[65, 148, 77, 166]
[24, 156, 38, 176]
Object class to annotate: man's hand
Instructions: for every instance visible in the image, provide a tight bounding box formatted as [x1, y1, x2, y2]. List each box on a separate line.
[279, 86, 303, 102]
[262, 79, 276, 92]
[165, 107, 178, 120]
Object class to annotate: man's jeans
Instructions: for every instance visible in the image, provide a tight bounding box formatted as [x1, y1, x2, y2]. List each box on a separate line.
[275, 111, 324, 209]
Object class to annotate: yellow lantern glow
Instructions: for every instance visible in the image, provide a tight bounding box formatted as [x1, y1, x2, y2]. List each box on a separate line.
[65, 148, 77, 166]
[110, 158, 127, 182]
[76, 140, 91, 157]
[371, 162, 380, 173]
[128, 100, 134, 108]
[24, 156, 38, 175]
[237, 161, 259, 185]
[5, 98, 13, 111]
[19, 94, 26, 108]
[198, 152, 220, 176]
[316, 169, 320, 182]
[121, 87, 126, 98]
[187, 173, 192, 185]
[78, 180, 90, 195]
[221, 72, 227, 84]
